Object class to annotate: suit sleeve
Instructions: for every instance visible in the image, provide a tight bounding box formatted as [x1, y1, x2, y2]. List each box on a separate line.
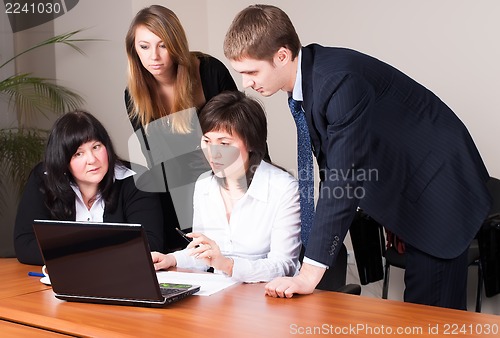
[14, 163, 50, 265]
[305, 73, 374, 267]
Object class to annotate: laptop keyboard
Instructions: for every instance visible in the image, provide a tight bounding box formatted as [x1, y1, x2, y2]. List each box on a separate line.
[160, 287, 182, 296]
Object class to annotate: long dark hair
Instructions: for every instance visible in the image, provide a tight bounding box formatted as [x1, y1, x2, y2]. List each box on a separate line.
[42, 110, 119, 219]
[199, 91, 268, 188]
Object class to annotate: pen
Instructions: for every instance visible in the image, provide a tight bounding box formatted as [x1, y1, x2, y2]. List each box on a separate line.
[28, 272, 45, 277]
[175, 227, 193, 243]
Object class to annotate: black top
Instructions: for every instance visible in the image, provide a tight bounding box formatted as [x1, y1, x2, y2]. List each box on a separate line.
[124, 54, 237, 252]
[13, 162, 164, 265]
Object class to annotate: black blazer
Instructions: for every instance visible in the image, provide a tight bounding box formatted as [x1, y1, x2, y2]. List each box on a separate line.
[301, 44, 491, 266]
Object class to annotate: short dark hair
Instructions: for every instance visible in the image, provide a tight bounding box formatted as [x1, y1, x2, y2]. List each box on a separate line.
[199, 91, 268, 186]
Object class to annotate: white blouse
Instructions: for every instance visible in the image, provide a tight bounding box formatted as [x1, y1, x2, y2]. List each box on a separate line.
[173, 161, 302, 283]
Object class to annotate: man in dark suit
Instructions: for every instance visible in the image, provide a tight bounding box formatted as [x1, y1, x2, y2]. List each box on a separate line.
[223, 4, 491, 310]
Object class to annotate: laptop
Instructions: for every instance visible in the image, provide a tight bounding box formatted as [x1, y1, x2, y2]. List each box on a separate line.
[33, 220, 200, 307]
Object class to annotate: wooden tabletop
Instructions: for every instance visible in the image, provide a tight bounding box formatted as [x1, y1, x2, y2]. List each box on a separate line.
[0, 320, 71, 338]
[0, 259, 51, 299]
[1, 258, 499, 337]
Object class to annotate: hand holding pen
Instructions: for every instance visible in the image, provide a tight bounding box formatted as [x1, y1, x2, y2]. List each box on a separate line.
[177, 228, 220, 261]
[151, 228, 197, 271]
[176, 228, 212, 254]
[180, 230, 234, 276]
[175, 227, 194, 244]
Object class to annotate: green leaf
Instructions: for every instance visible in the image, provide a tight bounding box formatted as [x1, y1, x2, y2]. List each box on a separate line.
[0, 129, 48, 213]
[0, 73, 84, 125]
[0, 29, 101, 69]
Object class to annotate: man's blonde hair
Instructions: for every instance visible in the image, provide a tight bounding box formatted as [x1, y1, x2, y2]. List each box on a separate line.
[224, 4, 301, 62]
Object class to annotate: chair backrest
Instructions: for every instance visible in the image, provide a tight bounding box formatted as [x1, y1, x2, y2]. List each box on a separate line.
[487, 177, 500, 216]
[349, 210, 385, 285]
[477, 177, 500, 297]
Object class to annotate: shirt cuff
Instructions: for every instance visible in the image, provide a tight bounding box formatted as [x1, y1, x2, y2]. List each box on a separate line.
[303, 257, 329, 269]
[171, 249, 190, 267]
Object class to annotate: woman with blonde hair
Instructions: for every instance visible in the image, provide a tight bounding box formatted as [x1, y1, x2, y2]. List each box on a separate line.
[124, 5, 237, 251]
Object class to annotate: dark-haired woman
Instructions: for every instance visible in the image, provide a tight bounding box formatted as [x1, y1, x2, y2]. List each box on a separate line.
[14, 110, 164, 265]
[151, 91, 301, 283]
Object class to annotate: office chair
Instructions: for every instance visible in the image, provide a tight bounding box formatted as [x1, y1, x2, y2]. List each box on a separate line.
[381, 230, 483, 312]
[300, 244, 362, 295]
[383, 177, 500, 311]
[477, 177, 500, 299]
[381, 177, 500, 312]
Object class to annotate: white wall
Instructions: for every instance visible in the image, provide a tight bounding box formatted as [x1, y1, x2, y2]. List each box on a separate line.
[46, 0, 500, 313]
[53, 0, 134, 160]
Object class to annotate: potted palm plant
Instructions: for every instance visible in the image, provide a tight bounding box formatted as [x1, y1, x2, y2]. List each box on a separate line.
[0, 29, 92, 256]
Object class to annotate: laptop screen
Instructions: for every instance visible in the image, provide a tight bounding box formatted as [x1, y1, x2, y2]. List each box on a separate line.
[33, 220, 163, 301]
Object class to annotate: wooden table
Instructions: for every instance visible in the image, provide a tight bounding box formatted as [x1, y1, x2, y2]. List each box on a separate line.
[0, 320, 70, 337]
[1, 258, 499, 337]
[0, 259, 51, 299]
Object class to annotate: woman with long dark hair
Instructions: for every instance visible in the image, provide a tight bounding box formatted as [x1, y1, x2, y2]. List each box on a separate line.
[14, 110, 164, 265]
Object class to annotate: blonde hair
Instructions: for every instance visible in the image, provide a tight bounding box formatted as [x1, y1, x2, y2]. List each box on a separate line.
[125, 5, 199, 133]
[224, 4, 301, 62]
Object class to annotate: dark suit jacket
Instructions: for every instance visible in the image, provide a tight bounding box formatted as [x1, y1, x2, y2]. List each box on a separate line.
[301, 44, 491, 267]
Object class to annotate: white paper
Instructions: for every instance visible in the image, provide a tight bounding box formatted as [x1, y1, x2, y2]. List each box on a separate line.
[156, 271, 239, 296]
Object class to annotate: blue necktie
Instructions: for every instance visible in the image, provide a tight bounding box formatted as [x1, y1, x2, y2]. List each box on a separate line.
[288, 96, 315, 247]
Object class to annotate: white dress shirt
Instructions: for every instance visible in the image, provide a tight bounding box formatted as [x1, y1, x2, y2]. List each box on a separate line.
[291, 49, 304, 101]
[173, 161, 302, 283]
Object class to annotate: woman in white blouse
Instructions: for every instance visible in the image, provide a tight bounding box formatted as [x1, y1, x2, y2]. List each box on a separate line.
[151, 91, 302, 282]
